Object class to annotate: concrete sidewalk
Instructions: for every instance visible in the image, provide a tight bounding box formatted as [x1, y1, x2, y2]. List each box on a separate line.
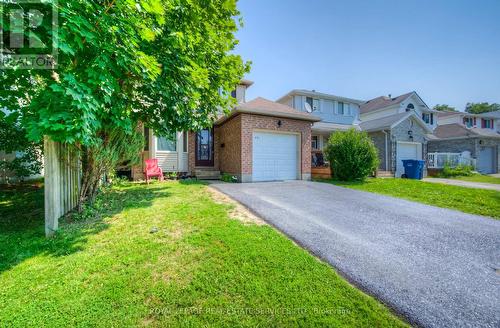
[423, 178, 500, 191]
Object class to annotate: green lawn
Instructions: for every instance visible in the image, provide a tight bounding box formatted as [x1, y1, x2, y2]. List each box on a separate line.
[434, 174, 500, 185]
[0, 181, 406, 327]
[323, 178, 500, 219]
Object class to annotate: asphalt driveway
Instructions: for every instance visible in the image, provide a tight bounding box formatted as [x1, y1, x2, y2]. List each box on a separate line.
[210, 181, 500, 328]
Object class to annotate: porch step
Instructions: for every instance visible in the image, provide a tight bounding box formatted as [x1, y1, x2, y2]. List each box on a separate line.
[195, 169, 221, 180]
[376, 170, 394, 178]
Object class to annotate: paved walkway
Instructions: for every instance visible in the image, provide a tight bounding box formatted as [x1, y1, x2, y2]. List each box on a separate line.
[423, 178, 500, 191]
[211, 181, 500, 328]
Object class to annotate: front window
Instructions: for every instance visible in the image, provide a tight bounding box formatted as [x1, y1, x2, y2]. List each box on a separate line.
[464, 117, 474, 128]
[422, 113, 430, 124]
[157, 134, 177, 151]
[305, 97, 320, 112]
[482, 119, 493, 129]
[311, 136, 319, 150]
[338, 102, 344, 115]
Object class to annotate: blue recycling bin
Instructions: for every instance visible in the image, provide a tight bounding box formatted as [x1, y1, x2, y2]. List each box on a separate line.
[402, 160, 425, 179]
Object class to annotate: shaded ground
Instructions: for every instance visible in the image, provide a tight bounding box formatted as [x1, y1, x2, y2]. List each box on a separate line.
[0, 181, 406, 327]
[211, 180, 500, 328]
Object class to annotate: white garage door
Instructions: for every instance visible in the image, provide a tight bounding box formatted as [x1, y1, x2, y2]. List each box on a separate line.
[252, 132, 299, 182]
[396, 142, 422, 178]
[478, 147, 495, 174]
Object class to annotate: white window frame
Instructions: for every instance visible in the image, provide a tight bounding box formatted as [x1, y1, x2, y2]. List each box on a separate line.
[338, 102, 345, 115]
[156, 134, 177, 152]
[464, 117, 474, 128]
[311, 136, 319, 150]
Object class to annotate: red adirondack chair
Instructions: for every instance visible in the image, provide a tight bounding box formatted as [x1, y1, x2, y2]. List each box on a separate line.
[144, 159, 164, 184]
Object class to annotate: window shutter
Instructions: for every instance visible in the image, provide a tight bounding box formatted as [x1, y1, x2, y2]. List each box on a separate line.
[430, 113, 434, 125]
[463, 117, 466, 125]
[473, 117, 477, 126]
[481, 119, 486, 128]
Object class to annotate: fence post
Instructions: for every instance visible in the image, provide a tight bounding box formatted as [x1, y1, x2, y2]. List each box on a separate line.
[44, 137, 81, 237]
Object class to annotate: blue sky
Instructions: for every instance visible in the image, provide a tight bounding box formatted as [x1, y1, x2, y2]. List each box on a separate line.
[235, 0, 500, 111]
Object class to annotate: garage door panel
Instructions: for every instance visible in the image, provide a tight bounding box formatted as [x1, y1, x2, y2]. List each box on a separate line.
[253, 132, 298, 182]
[478, 147, 494, 174]
[396, 142, 422, 178]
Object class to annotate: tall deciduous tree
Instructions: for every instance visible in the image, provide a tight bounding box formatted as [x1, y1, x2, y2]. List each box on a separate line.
[0, 0, 250, 205]
[465, 102, 500, 114]
[433, 104, 456, 112]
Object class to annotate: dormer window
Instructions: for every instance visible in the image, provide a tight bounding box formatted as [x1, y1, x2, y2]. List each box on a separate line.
[406, 103, 414, 112]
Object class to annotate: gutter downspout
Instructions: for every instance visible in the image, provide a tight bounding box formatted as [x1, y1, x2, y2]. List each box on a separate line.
[382, 130, 389, 171]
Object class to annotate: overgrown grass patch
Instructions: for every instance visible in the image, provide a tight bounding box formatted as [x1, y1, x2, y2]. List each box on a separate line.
[322, 178, 500, 219]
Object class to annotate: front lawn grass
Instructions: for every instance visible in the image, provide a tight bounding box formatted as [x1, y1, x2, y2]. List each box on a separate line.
[0, 181, 406, 327]
[436, 174, 500, 185]
[323, 178, 500, 219]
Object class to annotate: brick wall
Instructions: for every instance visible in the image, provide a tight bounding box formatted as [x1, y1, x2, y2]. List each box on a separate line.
[218, 115, 242, 175]
[239, 114, 312, 180]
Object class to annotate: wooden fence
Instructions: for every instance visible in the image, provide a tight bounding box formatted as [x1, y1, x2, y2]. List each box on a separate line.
[44, 137, 81, 237]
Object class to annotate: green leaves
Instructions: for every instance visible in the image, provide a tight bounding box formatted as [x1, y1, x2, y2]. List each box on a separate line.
[1, 0, 249, 150]
[325, 129, 379, 181]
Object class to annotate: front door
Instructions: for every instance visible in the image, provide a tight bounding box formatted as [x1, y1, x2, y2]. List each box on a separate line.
[195, 128, 214, 166]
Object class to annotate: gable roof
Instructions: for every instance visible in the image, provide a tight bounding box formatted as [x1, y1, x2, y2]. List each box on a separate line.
[433, 123, 500, 139]
[359, 111, 432, 133]
[478, 110, 500, 119]
[360, 92, 414, 114]
[215, 97, 321, 125]
[436, 111, 462, 118]
[276, 89, 365, 105]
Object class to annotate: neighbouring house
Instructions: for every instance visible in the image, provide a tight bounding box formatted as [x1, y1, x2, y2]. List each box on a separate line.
[359, 92, 436, 177]
[276, 90, 365, 178]
[428, 111, 500, 174]
[132, 81, 320, 182]
[360, 112, 433, 178]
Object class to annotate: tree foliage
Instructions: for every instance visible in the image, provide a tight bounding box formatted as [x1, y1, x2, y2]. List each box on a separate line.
[0, 111, 43, 181]
[433, 104, 456, 112]
[465, 102, 500, 114]
[0, 0, 249, 203]
[324, 129, 379, 181]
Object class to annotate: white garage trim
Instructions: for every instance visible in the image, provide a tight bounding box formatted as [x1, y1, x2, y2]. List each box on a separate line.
[396, 141, 422, 178]
[251, 129, 301, 182]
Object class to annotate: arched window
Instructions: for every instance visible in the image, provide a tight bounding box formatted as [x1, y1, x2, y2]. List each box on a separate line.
[406, 103, 415, 112]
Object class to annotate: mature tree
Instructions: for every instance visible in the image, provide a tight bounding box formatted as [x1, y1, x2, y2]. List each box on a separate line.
[0, 111, 43, 181]
[433, 104, 456, 112]
[0, 0, 249, 206]
[465, 102, 500, 114]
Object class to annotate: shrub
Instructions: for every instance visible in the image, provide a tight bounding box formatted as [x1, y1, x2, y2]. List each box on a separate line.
[221, 173, 238, 183]
[440, 163, 474, 178]
[324, 129, 379, 181]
